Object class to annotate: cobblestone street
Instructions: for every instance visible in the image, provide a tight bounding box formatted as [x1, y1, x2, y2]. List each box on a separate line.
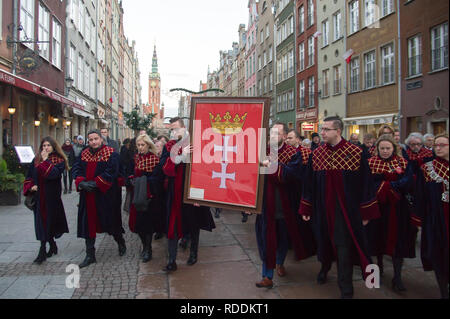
[0, 191, 441, 299]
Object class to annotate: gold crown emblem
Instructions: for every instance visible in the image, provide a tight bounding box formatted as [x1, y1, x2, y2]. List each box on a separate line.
[209, 111, 248, 135]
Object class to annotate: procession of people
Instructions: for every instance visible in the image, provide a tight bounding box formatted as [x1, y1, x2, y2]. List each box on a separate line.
[22, 116, 449, 299]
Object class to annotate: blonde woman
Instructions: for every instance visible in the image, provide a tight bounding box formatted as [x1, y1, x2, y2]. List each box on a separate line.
[126, 134, 165, 263]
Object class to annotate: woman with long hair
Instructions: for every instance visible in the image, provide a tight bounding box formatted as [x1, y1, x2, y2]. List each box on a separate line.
[126, 134, 165, 263]
[23, 137, 69, 264]
[62, 138, 75, 194]
[415, 134, 449, 299]
[366, 134, 417, 292]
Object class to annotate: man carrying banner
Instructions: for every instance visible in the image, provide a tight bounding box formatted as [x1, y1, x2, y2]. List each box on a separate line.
[160, 117, 215, 272]
[254, 122, 316, 289]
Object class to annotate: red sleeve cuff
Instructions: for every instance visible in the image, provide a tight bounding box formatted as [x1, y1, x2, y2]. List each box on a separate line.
[411, 214, 422, 227]
[118, 177, 125, 187]
[95, 176, 112, 193]
[360, 199, 381, 220]
[298, 199, 313, 217]
[23, 179, 35, 196]
[163, 158, 176, 177]
[75, 177, 85, 192]
[37, 161, 53, 178]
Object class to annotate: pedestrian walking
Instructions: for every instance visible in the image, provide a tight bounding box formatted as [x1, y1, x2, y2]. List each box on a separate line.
[299, 116, 380, 299]
[415, 134, 449, 299]
[73, 136, 86, 158]
[127, 134, 165, 263]
[160, 117, 215, 272]
[72, 130, 126, 269]
[254, 123, 316, 289]
[23, 137, 69, 265]
[62, 139, 75, 194]
[366, 134, 418, 292]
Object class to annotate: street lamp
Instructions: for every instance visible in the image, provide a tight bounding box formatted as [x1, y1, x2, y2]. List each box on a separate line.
[65, 77, 74, 96]
[34, 120, 41, 127]
[8, 105, 16, 146]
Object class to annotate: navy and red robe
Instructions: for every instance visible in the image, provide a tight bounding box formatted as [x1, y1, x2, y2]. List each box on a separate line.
[160, 140, 215, 240]
[127, 152, 165, 235]
[415, 157, 449, 277]
[72, 145, 124, 239]
[366, 155, 417, 258]
[256, 143, 316, 270]
[299, 139, 380, 274]
[23, 154, 69, 242]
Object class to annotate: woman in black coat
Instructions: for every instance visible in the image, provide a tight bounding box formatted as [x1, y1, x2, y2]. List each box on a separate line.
[23, 137, 69, 264]
[62, 139, 75, 193]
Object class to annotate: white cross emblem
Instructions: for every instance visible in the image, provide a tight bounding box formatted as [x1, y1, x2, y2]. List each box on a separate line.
[214, 136, 237, 163]
[212, 162, 236, 189]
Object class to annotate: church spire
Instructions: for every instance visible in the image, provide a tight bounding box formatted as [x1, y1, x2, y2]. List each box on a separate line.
[152, 45, 158, 74]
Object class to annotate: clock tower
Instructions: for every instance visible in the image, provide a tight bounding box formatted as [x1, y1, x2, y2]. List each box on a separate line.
[148, 45, 161, 115]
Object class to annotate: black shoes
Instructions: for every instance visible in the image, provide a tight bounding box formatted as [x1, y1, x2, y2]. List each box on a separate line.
[33, 246, 47, 265]
[63, 189, 68, 194]
[179, 238, 188, 250]
[154, 232, 164, 240]
[46, 241, 58, 258]
[118, 242, 127, 256]
[163, 261, 177, 272]
[187, 252, 198, 266]
[79, 254, 97, 269]
[392, 278, 406, 292]
[241, 214, 248, 223]
[142, 249, 152, 263]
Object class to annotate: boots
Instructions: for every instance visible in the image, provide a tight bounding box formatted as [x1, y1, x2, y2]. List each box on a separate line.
[46, 239, 58, 258]
[142, 234, 152, 263]
[163, 260, 177, 272]
[187, 231, 199, 266]
[138, 233, 146, 258]
[79, 238, 96, 269]
[317, 262, 331, 285]
[392, 257, 406, 292]
[114, 234, 126, 256]
[33, 242, 47, 265]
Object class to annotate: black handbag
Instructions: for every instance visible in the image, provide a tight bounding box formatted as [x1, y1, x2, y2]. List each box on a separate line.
[24, 193, 36, 211]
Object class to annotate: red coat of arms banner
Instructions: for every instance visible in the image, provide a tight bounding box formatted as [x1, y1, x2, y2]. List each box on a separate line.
[184, 98, 270, 213]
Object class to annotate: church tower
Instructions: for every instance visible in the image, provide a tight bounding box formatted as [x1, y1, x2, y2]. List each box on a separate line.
[148, 45, 161, 115]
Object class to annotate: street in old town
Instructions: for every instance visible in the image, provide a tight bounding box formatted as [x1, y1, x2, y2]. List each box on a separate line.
[0, 191, 440, 300]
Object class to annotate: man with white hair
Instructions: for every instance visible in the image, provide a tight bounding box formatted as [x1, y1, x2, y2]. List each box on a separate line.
[403, 133, 434, 167]
[423, 134, 435, 151]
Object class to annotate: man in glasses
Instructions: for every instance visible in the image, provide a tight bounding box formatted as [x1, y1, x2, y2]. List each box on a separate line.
[403, 132, 434, 168]
[299, 116, 380, 299]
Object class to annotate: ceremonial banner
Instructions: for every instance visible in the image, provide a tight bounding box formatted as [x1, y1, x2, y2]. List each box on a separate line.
[184, 97, 270, 213]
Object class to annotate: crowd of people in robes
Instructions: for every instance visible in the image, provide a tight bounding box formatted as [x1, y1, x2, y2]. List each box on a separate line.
[22, 116, 448, 299]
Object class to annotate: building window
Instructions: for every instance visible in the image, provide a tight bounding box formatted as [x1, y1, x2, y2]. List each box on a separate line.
[298, 5, 304, 34]
[299, 80, 305, 108]
[38, 4, 50, 60]
[308, 36, 314, 67]
[381, 0, 394, 17]
[289, 16, 294, 35]
[277, 59, 282, 82]
[78, 55, 84, 90]
[85, 10, 91, 46]
[308, 76, 315, 107]
[90, 68, 95, 98]
[364, 50, 376, 89]
[381, 43, 395, 84]
[90, 20, 96, 53]
[266, 24, 270, 39]
[322, 69, 329, 97]
[299, 42, 305, 71]
[69, 44, 76, 80]
[84, 62, 90, 95]
[20, 0, 35, 49]
[408, 35, 422, 76]
[322, 20, 329, 47]
[334, 65, 341, 94]
[78, 0, 84, 37]
[263, 51, 267, 66]
[349, 0, 359, 34]
[70, 0, 79, 27]
[288, 49, 294, 77]
[269, 45, 273, 62]
[307, 0, 314, 27]
[282, 54, 288, 80]
[431, 22, 448, 71]
[333, 11, 342, 41]
[277, 95, 281, 113]
[289, 91, 294, 110]
[52, 20, 62, 68]
[269, 73, 273, 91]
[258, 55, 261, 70]
[350, 58, 360, 92]
[263, 76, 267, 93]
[365, 0, 376, 27]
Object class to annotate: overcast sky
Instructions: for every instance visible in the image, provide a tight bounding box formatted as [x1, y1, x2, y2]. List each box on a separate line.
[122, 0, 249, 118]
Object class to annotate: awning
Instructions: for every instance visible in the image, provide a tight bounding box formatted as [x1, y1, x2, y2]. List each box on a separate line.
[73, 108, 95, 119]
[343, 114, 397, 126]
[0, 69, 85, 110]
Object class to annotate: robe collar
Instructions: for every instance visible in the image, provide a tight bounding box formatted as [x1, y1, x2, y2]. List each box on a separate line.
[326, 137, 346, 152]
